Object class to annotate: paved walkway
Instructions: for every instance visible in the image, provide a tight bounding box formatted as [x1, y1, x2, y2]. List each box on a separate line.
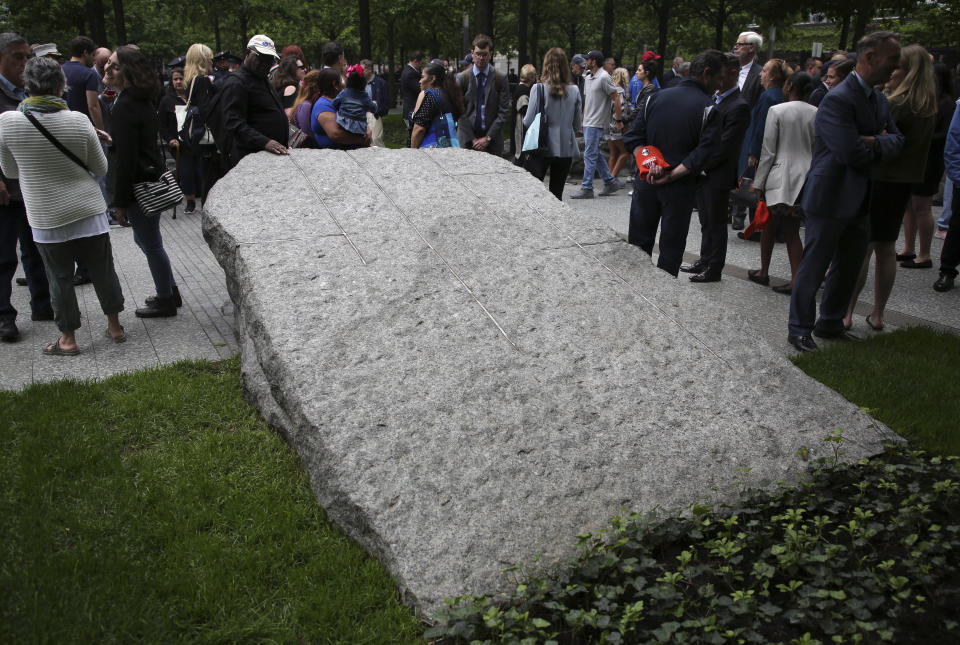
[2, 174, 956, 391]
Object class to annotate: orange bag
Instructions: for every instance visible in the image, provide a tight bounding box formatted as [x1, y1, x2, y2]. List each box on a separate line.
[743, 200, 770, 239]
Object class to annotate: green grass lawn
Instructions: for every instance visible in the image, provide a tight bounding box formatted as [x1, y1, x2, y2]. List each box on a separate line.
[2, 327, 957, 641]
[0, 357, 422, 644]
[792, 326, 960, 456]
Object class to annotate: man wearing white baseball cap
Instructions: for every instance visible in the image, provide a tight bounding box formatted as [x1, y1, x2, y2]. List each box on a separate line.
[218, 34, 289, 167]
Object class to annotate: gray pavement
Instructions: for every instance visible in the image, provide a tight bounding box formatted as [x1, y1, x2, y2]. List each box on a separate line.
[3, 210, 238, 391]
[2, 172, 956, 391]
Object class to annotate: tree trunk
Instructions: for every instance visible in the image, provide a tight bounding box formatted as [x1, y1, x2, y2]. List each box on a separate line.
[530, 12, 541, 66]
[239, 13, 249, 49]
[112, 0, 127, 45]
[838, 11, 851, 50]
[518, 0, 529, 66]
[656, 1, 670, 58]
[359, 0, 372, 59]
[475, 0, 494, 40]
[602, 0, 614, 57]
[713, 0, 726, 51]
[86, 0, 107, 45]
[387, 17, 396, 111]
[851, 5, 871, 46]
[213, 14, 221, 53]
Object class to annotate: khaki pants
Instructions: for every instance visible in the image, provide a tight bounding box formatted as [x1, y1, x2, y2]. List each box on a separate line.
[367, 113, 384, 147]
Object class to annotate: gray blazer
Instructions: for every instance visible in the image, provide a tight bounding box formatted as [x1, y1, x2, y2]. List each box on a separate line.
[522, 83, 582, 159]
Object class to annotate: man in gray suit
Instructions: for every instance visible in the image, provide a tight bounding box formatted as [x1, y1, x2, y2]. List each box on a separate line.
[457, 34, 510, 155]
[788, 32, 904, 353]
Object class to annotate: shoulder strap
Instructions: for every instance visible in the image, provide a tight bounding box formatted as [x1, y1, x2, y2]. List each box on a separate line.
[185, 77, 197, 108]
[24, 111, 91, 173]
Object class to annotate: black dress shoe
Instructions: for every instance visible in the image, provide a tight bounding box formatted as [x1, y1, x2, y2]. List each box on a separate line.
[813, 328, 860, 341]
[135, 296, 178, 318]
[737, 231, 762, 242]
[934, 273, 955, 292]
[690, 271, 721, 283]
[15, 277, 27, 286]
[72, 274, 92, 286]
[145, 285, 183, 308]
[680, 261, 707, 274]
[788, 334, 818, 352]
[0, 319, 20, 342]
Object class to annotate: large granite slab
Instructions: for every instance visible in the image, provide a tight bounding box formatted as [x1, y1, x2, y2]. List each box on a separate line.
[203, 148, 899, 617]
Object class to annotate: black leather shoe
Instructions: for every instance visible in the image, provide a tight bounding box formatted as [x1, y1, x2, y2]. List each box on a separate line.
[145, 285, 183, 308]
[72, 274, 92, 286]
[31, 308, 55, 321]
[732, 214, 745, 230]
[788, 334, 818, 352]
[15, 277, 27, 286]
[135, 296, 178, 318]
[934, 273, 955, 292]
[813, 328, 860, 342]
[690, 271, 721, 283]
[680, 261, 707, 274]
[0, 319, 20, 342]
[737, 231, 762, 242]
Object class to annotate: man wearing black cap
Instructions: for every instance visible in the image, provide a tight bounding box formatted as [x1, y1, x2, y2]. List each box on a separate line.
[218, 35, 289, 168]
[570, 50, 623, 199]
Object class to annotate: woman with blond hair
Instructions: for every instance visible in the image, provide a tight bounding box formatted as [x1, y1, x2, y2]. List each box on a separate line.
[843, 44, 937, 332]
[179, 43, 218, 209]
[606, 67, 632, 179]
[522, 47, 581, 200]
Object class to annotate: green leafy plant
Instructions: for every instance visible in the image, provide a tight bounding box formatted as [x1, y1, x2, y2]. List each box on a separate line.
[425, 446, 960, 644]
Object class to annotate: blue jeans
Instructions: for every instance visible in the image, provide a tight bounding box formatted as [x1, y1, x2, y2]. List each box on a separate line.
[128, 202, 176, 298]
[0, 200, 50, 320]
[939, 182, 953, 229]
[581, 126, 614, 191]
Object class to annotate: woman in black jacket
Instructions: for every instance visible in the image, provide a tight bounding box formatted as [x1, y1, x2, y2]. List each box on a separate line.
[106, 45, 181, 317]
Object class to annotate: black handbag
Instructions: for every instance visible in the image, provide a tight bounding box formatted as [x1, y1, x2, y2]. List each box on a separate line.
[178, 78, 214, 150]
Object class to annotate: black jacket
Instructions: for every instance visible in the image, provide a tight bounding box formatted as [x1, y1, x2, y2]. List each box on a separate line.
[740, 61, 764, 108]
[700, 88, 750, 190]
[400, 63, 421, 122]
[0, 82, 22, 201]
[623, 78, 720, 185]
[108, 90, 165, 208]
[219, 65, 288, 165]
[157, 90, 186, 143]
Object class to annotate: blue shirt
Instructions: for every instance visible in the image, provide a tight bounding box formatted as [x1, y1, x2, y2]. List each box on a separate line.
[0, 73, 24, 101]
[62, 61, 100, 116]
[945, 99, 960, 184]
[629, 77, 643, 105]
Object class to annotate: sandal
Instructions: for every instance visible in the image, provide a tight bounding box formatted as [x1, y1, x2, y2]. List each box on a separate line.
[105, 326, 126, 343]
[896, 252, 916, 262]
[43, 337, 80, 356]
[747, 269, 770, 286]
[865, 315, 884, 331]
[771, 283, 792, 295]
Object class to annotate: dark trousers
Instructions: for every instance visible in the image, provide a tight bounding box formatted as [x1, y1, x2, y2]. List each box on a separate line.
[789, 214, 869, 337]
[128, 202, 176, 298]
[0, 200, 50, 320]
[696, 185, 730, 273]
[524, 155, 574, 201]
[178, 148, 202, 197]
[628, 181, 696, 276]
[940, 182, 960, 278]
[36, 233, 124, 332]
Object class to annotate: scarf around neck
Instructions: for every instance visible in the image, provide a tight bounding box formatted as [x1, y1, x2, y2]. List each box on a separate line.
[18, 96, 69, 113]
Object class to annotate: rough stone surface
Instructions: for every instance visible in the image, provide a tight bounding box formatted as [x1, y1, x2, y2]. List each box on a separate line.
[203, 148, 899, 617]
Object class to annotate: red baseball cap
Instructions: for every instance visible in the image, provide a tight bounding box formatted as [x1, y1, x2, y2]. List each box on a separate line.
[634, 146, 669, 180]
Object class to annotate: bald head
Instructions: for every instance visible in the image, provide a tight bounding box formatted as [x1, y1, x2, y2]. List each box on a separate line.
[93, 47, 110, 75]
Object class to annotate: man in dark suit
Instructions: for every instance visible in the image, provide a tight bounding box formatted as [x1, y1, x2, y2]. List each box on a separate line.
[457, 34, 510, 155]
[662, 56, 683, 86]
[788, 32, 904, 353]
[681, 53, 751, 282]
[624, 50, 725, 277]
[735, 31, 764, 108]
[401, 51, 424, 143]
[0, 32, 53, 341]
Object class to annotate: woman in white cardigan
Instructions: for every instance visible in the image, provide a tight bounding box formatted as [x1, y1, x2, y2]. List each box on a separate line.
[0, 57, 125, 355]
[748, 72, 818, 295]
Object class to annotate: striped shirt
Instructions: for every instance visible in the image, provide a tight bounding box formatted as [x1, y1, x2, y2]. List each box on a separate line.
[0, 109, 108, 229]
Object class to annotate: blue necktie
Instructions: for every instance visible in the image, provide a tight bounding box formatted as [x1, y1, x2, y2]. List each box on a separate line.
[474, 71, 486, 134]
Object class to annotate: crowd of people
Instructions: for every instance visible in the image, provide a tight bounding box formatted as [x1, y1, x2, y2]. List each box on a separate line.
[0, 27, 957, 355]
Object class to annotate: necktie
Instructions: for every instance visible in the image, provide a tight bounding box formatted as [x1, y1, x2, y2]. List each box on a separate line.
[474, 72, 486, 134]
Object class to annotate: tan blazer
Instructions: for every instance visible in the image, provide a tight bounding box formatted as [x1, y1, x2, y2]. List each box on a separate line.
[753, 101, 818, 207]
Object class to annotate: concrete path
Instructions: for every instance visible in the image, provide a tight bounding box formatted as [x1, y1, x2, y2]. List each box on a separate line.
[2, 173, 956, 391]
